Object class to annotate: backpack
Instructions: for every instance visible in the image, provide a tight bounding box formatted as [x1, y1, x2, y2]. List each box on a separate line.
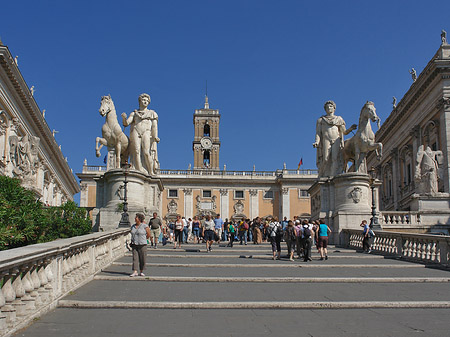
[303, 226, 311, 238]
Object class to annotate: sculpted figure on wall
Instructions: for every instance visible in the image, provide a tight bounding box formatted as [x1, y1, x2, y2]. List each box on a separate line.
[122, 93, 160, 175]
[313, 100, 356, 177]
[415, 145, 443, 195]
[9, 133, 40, 181]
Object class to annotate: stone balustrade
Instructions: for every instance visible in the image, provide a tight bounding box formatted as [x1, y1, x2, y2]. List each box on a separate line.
[342, 229, 450, 266]
[0, 228, 129, 337]
[380, 211, 421, 226]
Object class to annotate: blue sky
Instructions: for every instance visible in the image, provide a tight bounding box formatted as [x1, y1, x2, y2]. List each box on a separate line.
[1, 0, 450, 202]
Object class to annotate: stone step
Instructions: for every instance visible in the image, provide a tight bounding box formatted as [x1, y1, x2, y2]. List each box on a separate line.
[112, 262, 425, 268]
[94, 275, 450, 283]
[58, 300, 450, 309]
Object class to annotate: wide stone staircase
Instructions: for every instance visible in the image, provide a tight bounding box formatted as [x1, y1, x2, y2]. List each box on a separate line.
[14, 242, 450, 337]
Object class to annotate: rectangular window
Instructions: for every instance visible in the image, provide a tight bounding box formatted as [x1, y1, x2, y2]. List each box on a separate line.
[264, 190, 274, 199]
[202, 190, 212, 198]
[298, 189, 309, 198]
[234, 190, 244, 199]
[407, 164, 412, 184]
[168, 189, 178, 198]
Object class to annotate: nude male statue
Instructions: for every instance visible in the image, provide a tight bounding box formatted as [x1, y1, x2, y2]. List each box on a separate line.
[313, 100, 356, 177]
[122, 93, 160, 175]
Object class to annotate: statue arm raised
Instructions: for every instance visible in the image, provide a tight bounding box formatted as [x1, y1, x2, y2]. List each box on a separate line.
[344, 124, 357, 135]
[122, 111, 135, 127]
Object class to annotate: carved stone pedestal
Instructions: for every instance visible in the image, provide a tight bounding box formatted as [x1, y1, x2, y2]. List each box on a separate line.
[309, 173, 378, 244]
[410, 193, 450, 226]
[92, 169, 163, 231]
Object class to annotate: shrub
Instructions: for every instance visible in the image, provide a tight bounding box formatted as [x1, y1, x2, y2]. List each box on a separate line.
[0, 175, 91, 250]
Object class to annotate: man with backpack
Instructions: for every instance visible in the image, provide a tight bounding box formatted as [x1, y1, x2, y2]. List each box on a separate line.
[302, 220, 313, 262]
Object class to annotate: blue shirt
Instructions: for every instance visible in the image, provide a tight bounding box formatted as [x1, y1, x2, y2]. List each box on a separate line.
[214, 218, 224, 229]
[318, 224, 328, 237]
[281, 220, 289, 230]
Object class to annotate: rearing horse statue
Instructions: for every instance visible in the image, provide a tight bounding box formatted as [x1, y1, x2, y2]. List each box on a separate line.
[95, 95, 129, 168]
[343, 101, 383, 173]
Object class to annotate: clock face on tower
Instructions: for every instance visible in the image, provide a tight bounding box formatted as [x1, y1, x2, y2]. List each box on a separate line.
[200, 137, 212, 149]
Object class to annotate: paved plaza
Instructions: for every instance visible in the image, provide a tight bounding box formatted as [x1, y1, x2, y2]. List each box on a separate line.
[14, 243, 450, 337]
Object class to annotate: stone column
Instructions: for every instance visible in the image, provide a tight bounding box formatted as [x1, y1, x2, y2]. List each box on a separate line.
[183, 189, 193, 219]
[391, 148, 399, 209]
[80, 183, 88, 208]
[281, 187, 290, 220]
[249, 189, 258, 219]
[439, 99, 450, 192]
[220, 189, 229, 220]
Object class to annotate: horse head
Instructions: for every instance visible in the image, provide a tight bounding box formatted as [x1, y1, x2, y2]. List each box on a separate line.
[361, 101, 380, 129]
[99, 94, 114, 117]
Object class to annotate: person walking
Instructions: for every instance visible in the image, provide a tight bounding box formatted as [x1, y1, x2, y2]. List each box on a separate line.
[315, 218, 331, 260]
[191, 216, 201, 244]
[238, 219, 249, 245]
[252, 217, 263, 244]
[302, 220, 313, 262]
[182, 216, 189, 244]
[173, 215, 184, 249]
[149, 212, 162, 249]
[130, 213, 150, 277]
[361, 220, 372, 253]
[227, 221, 236, 247]
[294, 220, 303, 259]
[268, 217, 282, 260]
[214, 214, 224, 244]
[284, 220, 296, 261]
[203, 214, 216, 252]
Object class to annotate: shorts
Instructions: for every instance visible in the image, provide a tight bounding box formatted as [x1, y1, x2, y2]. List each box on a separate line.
[318, 236, 328, 248]
[192, 228, 200, 237]
[204, 230, 215, 241]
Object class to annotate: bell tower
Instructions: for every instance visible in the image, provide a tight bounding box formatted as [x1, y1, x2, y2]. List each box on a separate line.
[193, 95, 220, 169]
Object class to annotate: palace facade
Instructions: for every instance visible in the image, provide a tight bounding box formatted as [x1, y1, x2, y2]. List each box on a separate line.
[78, 97, 317, 223]
[0, 42, 79, 203]
[367, 40, 450, 230]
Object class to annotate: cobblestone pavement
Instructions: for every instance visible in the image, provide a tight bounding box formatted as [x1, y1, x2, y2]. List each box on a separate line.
[14, 242, 450, 337]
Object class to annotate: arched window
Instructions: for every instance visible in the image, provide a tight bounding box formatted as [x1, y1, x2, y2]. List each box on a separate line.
[203, 123, 210, 137]
[203, 150, 210, 167]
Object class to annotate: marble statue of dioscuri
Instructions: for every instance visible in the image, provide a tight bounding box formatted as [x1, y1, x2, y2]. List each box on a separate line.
[122, 93, 160, 176]
[95, 95, 129, 168]
[343, 101, 383, 173]
[313, 100, 356, 177]
[415, 145, 443, 195]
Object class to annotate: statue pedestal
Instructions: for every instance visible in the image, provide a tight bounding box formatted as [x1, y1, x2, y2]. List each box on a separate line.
[309, 173, 376, 245]
[92, 169, 163, 232]
[410, 193, 450, 226]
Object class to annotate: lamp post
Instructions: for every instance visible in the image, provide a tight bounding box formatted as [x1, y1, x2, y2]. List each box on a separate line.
[369, 166, 380, 229]
[118, 162, 131, 228]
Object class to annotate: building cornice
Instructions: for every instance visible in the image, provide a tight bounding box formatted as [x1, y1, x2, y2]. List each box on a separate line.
[0, 45, 79, 195]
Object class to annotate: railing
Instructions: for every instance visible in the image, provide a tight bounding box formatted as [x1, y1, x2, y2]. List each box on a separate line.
[0, 228, 130, 337]
[82, 165, 107, 173]
[380, 211, 421, 226]
[159, 169, 317, 177]
[342, 229, 450, 266]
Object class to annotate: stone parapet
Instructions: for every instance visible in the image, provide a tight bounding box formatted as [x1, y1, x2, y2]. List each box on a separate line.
[343, 229, 450, 267]
[0, 228, 130, 337]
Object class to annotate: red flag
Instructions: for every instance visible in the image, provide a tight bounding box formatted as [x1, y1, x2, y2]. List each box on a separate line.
[297, 158, 303, 170]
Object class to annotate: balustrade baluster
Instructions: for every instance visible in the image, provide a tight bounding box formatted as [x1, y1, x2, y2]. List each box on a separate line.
[0, 272, 8, 330]
[11, 268, 27, 318]
[30, 263, 43, 308]
[44, 259, 54, 301]
[2, 272, 16, 328]
[21, 266, 36, 313]
[37, 260, 50, 304]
